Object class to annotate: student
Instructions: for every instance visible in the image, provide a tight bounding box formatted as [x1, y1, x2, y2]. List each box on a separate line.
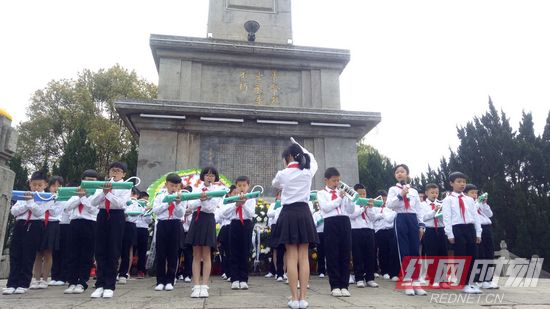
[117, 187, 141, 284]
[317, 167, 354, 298]
[272, 137, 318, 309]
[50, 179, 72, 287]
[386, 164, 427, 296]
[373, 190, 400, 281]
[420, 183, 450, 288]
[224, 176, 256, 290]
[268, 191, 286, 282]
[349, 184, 378, 288]
[135, 191, 152, 279]
[178, 186, 194, 283]
[3, 171, 50, 295]
[64, 169, 100, 294]
[152, 173, 185, 292]
[186, 167, 223, 298]
[311, 203, 326, 279]
[442, 172, 482, 294]
[89, 162, 132, 299]
[464, 184, 498, 289]
[31, 176, 64, 289]
[216, 185, 236, 282]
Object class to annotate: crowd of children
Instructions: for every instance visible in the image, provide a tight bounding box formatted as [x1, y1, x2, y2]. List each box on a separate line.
[3, 139, 500, 309]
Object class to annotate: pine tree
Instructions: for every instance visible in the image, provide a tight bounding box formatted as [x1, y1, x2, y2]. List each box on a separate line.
[8, 154, 29, 190]
[58, 126, 98, 186]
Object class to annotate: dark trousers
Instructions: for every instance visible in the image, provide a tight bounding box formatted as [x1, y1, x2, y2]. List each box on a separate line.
[230, 219, 253, 283]
[476, 224, 494, 282]
[275, 245, 285, 278]
[375, 228, 400, 277]
[7, 220, 43, 289]
[51, 223, 70, 282]
[118, 221, 137, 278]
[324, 216, 352, 290]
[423, 227, 448, 257]
[67, 219, 96, 289]
[316, 232, 326, 275]
[155, 219, 181, 285]
[452, 224, 478, 285]
[218, 225, 231, 278]
[395, 213, 420, 280]
[351, 228, 376, 282]
[136, 227, 149, 273]
[95, 209, 125, 290]
[177, 231, 193, 278]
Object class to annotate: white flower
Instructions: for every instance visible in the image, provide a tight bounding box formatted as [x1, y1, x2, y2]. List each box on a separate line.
[260, 211, 265, 216]
[253, 214, 258, 218]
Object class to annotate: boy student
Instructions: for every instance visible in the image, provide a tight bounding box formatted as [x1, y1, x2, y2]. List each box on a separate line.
[464, 184, 498, 289]
[223, 176, 256, 290]
[135, 191, 152, 279]
[216, 185, 236, 282]
[318, 167, 354, 298]
[421, 183, 450, 289]
[349, 184, 378, 288]
[373, 190, 400, 281]
[89, 162, 132, 299]
[4, 171, 50, 295]
[152, 173, 185, 291]
[442, 172, 482, 294]
[64, 169, 100, 294]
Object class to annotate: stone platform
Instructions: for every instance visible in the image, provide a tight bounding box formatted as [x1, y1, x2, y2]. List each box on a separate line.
[1, 275, 549, 309]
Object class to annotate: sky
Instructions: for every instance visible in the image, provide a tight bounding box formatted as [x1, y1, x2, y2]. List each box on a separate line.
[1, 0, 549, 176]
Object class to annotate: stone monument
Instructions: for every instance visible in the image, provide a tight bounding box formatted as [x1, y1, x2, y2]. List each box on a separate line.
[0, 109, 18, 278]
[116, 0, 381, 192]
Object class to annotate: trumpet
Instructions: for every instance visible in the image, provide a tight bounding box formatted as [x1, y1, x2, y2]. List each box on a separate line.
[163, 188, 228, 203]
[80, 176, 141, 190]
[433, 199, 444, 219]
[11, 191, 55, 202]
[337, 181, 359, 202]
[223, 185, 263, 204]
[356, 195, 384, 207]
[478, 192, 488, 203]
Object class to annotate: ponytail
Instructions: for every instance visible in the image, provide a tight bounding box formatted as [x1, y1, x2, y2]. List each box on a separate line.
[282, 144, 311, 170]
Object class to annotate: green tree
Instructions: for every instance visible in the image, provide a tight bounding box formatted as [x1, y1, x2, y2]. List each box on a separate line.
[58, 126, 98, 186]
[8, 154, 29, 190]
[357, 143, 395, 195]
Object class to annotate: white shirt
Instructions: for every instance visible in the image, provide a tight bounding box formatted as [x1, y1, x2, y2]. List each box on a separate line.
[42, 200, 64, 222]
[88, 180, 131, 211]
[318, 187, 354, 219]
[152, 192, 185, 220]
[386, 183, 423, 224]
[272, 142, 318, 205]
[267, 203, 279, 227]
[312, 210, 324, 233]
[421, 200, 445, 228]
[11, 198, 50, 221]
[223, 198, 256, 221]
[125, 199, 143, 223]
[215, 203, 232, 226]
[136, 214, 152, 229]
[373, 205, 396, 233]
[66, 196, 99, 221]
[349, 204, 376, 229]
[476, 202, 493, 225]
[188, 183, 223, 214]
[59, 203, 71, 224]
[182, 209, 193, 232]
[442, 192, 482, 239]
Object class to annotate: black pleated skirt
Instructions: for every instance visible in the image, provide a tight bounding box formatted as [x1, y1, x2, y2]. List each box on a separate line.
[40, 221, 60, 251]
[186, 212, 217, 248]
[273, 202, 319, 246]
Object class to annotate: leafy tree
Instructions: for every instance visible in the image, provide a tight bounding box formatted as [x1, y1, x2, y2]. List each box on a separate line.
[58, 126, 98, 186]
[8, 154, 29, 190]
[357, 143, 395, 195]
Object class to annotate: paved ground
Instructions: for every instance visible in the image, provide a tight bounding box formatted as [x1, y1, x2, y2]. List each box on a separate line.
[1, 275, 549, 309]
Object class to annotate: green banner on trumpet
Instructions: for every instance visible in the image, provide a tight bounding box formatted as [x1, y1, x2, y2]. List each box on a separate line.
[478, 192, 488, 203]
[162, 190, 228, 203]
[355, 198, 384, 207]
[56, 187, 97, 201]
[310, 192, 317, 201]
[80, 181, 134, 190]
[274, 200, 282, 209]
[223, 191, 261, 204]
[126, 200, 147, 208]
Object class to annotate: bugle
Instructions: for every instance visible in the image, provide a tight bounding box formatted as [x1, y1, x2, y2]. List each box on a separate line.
[223, 185, 263, 204]
[11, 191, 55, 202]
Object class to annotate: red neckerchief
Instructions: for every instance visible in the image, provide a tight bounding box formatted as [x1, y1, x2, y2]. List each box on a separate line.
[430, 201, 438, 230]
[287, 162, 300, 169]
[396, 184, 410, 210]
[457, 194, 466, 223]
[324, 188, 340, 214]
[236, 201, 244, 225]
[168, 202, 175, 219]
[195, 187, 208, 222]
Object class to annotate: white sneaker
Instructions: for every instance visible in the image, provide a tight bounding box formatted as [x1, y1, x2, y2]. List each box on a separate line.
[297, 282, 300, 289]
[239, 282, 249, 290]
[356, 280, 365, 288]
[2, 287, 15, 295]
[472, 285, 483, 294]
[348, 275, 355, 284]
[155, 284, 165, 291]
[383, 274, 390, 280]
[190, 285, 201, 298]
[178, 275, 184, 280]
[30, 281, 40, 289]
[164, 283, 174, 291]
[38, 280, 48, 289]
[331, 288, 342, 297]
[340, 288, 351, 297]
[14, 287, 27, 294]
[221, 273, 227, 280]
[231, 281, 240, 290]
[374, 273, 380, 278]
[366, 280, 379, 288]
[184, 276, 192, 283]
[405, 288, 415, 296]
[413, 287, 427, 296]
[265, 272, 274, 278]
[298, 299, 309, 309]
[283, 273, 288, 280]
[64, 285, 76, 294]
[277, 276, 284, 282]
[91, 287, 104, 298]
[319, 273, 325, 278]
[48, 280, 57, 286]
[102, 289, 113, 298]
[118, 277, 127, 284]
[74, 284, 85, 294]
[55, 281, 66, 286]
[463, 285, 477, 294]
[481, 281, 499, 289]
[226, 277, 231, 282]
[391, 276, 399, 282]
[199, 285, 209, 298]
[285, 278, 289, 284]
[288, 300, 300, 309]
